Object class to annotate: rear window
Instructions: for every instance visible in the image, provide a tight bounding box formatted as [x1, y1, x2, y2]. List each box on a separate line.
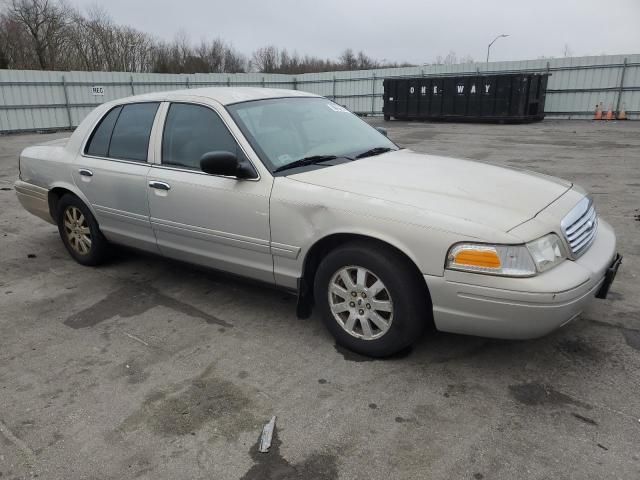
[85, 106, 121, 157]
[85, 102, 159, 162]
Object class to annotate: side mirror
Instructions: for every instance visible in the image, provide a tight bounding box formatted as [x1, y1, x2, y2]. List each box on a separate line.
[199, 151, 254, 179]
[375, 127, 388, 137]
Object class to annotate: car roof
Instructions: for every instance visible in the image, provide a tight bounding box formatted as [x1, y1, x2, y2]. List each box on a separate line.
[112, 87, 319, 106]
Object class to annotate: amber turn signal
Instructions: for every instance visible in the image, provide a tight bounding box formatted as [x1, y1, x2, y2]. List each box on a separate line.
[452, 248, 502, 269]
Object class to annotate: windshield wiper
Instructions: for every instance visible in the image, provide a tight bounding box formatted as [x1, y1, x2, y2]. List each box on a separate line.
[355, 147, 394, 159]
[273, 155, 346, 173]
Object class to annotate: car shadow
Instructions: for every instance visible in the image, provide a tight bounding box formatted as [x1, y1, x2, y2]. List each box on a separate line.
[99, 245, 618, 372]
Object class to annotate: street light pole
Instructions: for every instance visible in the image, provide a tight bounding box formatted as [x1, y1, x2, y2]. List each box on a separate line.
[486, 34, 509, 66]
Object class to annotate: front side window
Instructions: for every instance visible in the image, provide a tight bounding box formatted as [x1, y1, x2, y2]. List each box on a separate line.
[227, 97, 397, 173]
[162, 103, 238, 170]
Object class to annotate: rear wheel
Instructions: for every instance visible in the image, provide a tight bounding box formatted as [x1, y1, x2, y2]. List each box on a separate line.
[314, 241, 427, 357]
[57, 194, 109, 266]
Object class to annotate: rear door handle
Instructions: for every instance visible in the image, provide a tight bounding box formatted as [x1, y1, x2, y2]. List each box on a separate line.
[78, 169, 93, 177]
[148, 181, 171, 191]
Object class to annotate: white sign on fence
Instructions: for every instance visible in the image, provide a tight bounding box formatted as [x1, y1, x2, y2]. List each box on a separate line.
[91, 86, 105, 96]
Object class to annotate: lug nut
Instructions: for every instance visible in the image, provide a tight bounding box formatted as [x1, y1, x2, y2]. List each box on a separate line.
[359, 309, 364, 315]
[351, 291, 357, 297]
[366, 304, 371, 309]
[349, 302, 355, 307]
[362, 293, 367, 298]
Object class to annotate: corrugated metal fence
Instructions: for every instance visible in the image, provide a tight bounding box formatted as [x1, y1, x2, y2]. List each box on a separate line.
[1, 54, 638, 133]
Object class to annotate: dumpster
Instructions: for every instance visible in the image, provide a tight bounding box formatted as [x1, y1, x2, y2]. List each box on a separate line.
[383, 73, 549, 123]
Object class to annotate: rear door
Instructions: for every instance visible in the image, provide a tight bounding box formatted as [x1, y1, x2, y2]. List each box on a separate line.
[73, 102, 160, 252]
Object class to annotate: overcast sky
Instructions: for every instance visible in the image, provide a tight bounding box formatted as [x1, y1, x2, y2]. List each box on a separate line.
[70, 0, 639, 64]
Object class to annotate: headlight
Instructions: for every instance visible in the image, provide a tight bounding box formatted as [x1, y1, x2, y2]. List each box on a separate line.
[526, 233, 566, 272]
[446, 234, 566, 277]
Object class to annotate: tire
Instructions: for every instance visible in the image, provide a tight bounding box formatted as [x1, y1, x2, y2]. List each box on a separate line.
[314, 241, 428, 357]
[56, 194, 109, 266]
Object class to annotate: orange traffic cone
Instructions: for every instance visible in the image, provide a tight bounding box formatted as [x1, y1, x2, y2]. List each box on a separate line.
[617, 103, 627, 120]
[593, 103, 602, 120]
[605, 105, 614, 121]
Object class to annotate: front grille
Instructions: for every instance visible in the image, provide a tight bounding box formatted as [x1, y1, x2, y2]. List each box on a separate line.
[561, 197, 598, 257]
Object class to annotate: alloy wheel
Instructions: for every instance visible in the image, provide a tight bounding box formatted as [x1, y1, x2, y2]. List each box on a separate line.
[328, 266, 394, 340]
[63, 206, 92, 255]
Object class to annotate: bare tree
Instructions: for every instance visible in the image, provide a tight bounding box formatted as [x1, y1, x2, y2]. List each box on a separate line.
[7, 0, 73, 69]
[0, 42, 7, 68]
[0, 0, 411, 73]
[563, 43, 573, 57]
[443, 51, 457, 65]
[356, 50, 377, 70]
[83, 6, 118, 70]
[279, 48, 291, 72]
[196, 38, 224, 72]
[252, 45, 279, 73]
[431, 52, 474, 66]
[224, 49, 245, 73]
[0, 13, 37, 68]
[339, 48, 357, 70]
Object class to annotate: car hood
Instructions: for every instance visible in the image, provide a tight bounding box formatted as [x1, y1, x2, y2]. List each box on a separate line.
[288, 149, 572, 232]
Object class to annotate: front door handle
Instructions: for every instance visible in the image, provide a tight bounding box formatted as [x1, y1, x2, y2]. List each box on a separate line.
[78, 168, 93, 177]
[148, 181, 171, 191]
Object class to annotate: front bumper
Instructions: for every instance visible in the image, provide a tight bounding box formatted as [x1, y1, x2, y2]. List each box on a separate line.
[425, 219, 619, 339]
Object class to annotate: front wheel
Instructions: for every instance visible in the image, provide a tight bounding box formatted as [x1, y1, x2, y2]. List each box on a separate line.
[314, 241, 428, 357]
[57, 194, 109, 266]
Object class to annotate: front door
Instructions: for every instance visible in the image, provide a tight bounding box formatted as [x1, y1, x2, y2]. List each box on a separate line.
[73, 102, 160, 252]
[147, 102, 274, 284]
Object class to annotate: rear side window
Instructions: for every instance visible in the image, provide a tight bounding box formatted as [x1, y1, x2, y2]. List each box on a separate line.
[162, 103, 238, 170]
[109, 103, 159, 161]
[85, 106, 121, 157]
[85, 102, 159, 162]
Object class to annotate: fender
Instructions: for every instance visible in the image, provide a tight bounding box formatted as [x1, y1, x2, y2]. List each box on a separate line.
[48, 180, 99, 220]
[294, 230, 433, 319]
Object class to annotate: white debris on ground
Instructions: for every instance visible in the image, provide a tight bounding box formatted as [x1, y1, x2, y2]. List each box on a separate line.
[258, 416, 277, 453]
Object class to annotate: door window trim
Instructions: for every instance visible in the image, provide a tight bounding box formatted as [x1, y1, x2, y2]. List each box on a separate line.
[153, 100, 260, 182]
[81, 101, 161, 165]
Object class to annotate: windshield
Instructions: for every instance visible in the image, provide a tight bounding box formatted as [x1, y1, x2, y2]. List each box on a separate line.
[227, 97, 397, 173]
